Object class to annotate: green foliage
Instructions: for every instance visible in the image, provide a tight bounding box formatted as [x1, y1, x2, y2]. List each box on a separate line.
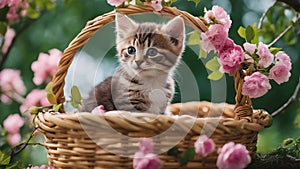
[167, 146, 179, 156]
[180, 148, 195, 166]
[187, 0, 201, 6]
[0, 151, 10, 165]
[205, 56, 223, 80]
[45, 83, 57, 105]
[0, 22, 7, 35]
[0, 7, 9, 22]
[187, 31, 207, 59]
[188, 31, 201, 45]
[70, 85, 82, 109]
[238, 24, 259, 44]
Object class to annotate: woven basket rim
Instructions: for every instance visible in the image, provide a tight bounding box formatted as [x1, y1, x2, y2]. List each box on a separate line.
[36, 101, 272, 133]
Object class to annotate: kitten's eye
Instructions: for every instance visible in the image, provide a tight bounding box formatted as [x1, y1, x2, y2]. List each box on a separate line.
[127, 46, 136, 55]
[147, 48, 158, 57]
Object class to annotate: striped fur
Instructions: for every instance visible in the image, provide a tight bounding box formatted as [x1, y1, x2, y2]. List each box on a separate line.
[81, 13, 185, 114]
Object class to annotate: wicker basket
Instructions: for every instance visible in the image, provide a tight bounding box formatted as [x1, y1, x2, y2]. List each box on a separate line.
[35, 4, 272, 169]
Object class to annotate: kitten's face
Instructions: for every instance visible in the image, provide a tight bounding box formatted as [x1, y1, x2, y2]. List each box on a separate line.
[115, 13, 185, 77]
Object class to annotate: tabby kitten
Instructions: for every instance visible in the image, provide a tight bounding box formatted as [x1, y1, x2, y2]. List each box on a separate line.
[81, 13, 185, 114]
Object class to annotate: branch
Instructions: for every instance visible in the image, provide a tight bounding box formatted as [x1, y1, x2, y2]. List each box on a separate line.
[9, 127, 39, 162]
[267, 14, 300, 48]
[277, 0, 300, 12]
[271, 76, 300, 117]
[258, 1, 277, 29]
[0, 19, 34, 69]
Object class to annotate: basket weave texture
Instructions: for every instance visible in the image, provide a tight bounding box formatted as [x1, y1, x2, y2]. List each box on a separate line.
[35, 4, 272, 169]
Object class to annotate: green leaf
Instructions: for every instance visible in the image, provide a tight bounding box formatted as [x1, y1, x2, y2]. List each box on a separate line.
[167, 146, 179, 156]
[47, 93, 57, 105]
[28, 106, 39, 115]
[199, 47, 207, 59]
[245, 25, 255, 42]
[251, 23, 259, 44]
[0, 22, 7, 35]
[45, 82, 53, 94]
[188, 31, 200, 45]
[187, 0, 201, 6]
[237, 26, 246, 39]
[180, 148, 195, 166]
[208, 71, 224, 81]
[0, 151, 10, 165]
[269, 47, 282, 55]
[70, 86, 82, 109]
[294, 115, 300, 128]
[53, 104, 62, 112]
[26, 7, 40, 19]
[5, 163, 18, 169]
[205, 57, 220, 71]
[71, 86, 82, 104]
[281, 138, 294, 148]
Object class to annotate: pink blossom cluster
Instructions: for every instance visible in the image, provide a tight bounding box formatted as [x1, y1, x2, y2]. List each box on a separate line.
[27, 165, 54, 169]
[31, 49, 62, 85]
[194, 135, 215, 157]
[194, 135, 251, 169]
[242, 42, 292, 98]
[201, 6, 244, 75]
[0, 68, 26, 104]
[0, 0, 28, 23]
[106, 0, 169, 11]
[20, 89, 50, 113]
[133, 138, 162, 169]
[3, 114, 24, 146]
[217, 142, 251, 169]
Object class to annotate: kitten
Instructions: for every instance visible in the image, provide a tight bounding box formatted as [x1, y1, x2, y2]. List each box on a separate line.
[81, 13, 185, 114]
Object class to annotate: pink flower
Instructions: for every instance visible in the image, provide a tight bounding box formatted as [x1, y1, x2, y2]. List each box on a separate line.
[194, 135, 215, 157]
[0, 0, 9, 8]
[31, 49, 62, 85]
[243, 42, 256, 55]
[201, 24, 228, 52]
[0, 69, 26, 103]
[7, 7, 19, 23]
[27, 165, 54, 169]
[242, 72, 271, 98]
[217, 142, 251, 169]
[275, 51, 291, 69]
[133, 138, 162, 169]
[107, 0, 126, 6]
[218, 42, 244, 74]
[3, 114, 24, 134]
[91, 105, 107, 114]
[269, 62, 291, 84]
[205, 5, 232, 30]
[7, 133, 21, 146]
[2, 27, 15, 54]
[139, 138, 154, 154]
[20, 89, 50, 113]
[8, 0, 22, 7]
[151, 0, 163, 11]
[133, 152, 162, 169]
[256, 42, 274, 68]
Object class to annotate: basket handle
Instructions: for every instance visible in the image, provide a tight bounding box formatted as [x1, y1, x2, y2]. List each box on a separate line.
[52, 5, 208, 112]
[234, 65, 253, 121]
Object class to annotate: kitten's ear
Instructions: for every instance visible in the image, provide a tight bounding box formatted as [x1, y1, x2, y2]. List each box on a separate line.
[162, 16, 185, 47]
[115, 13, 137, 42]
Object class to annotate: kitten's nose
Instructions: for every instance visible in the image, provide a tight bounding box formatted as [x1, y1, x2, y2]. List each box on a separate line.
[135, 60, 144, 67]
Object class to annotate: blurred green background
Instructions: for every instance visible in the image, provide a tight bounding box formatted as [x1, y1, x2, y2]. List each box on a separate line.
[0, 0, 299, 166]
